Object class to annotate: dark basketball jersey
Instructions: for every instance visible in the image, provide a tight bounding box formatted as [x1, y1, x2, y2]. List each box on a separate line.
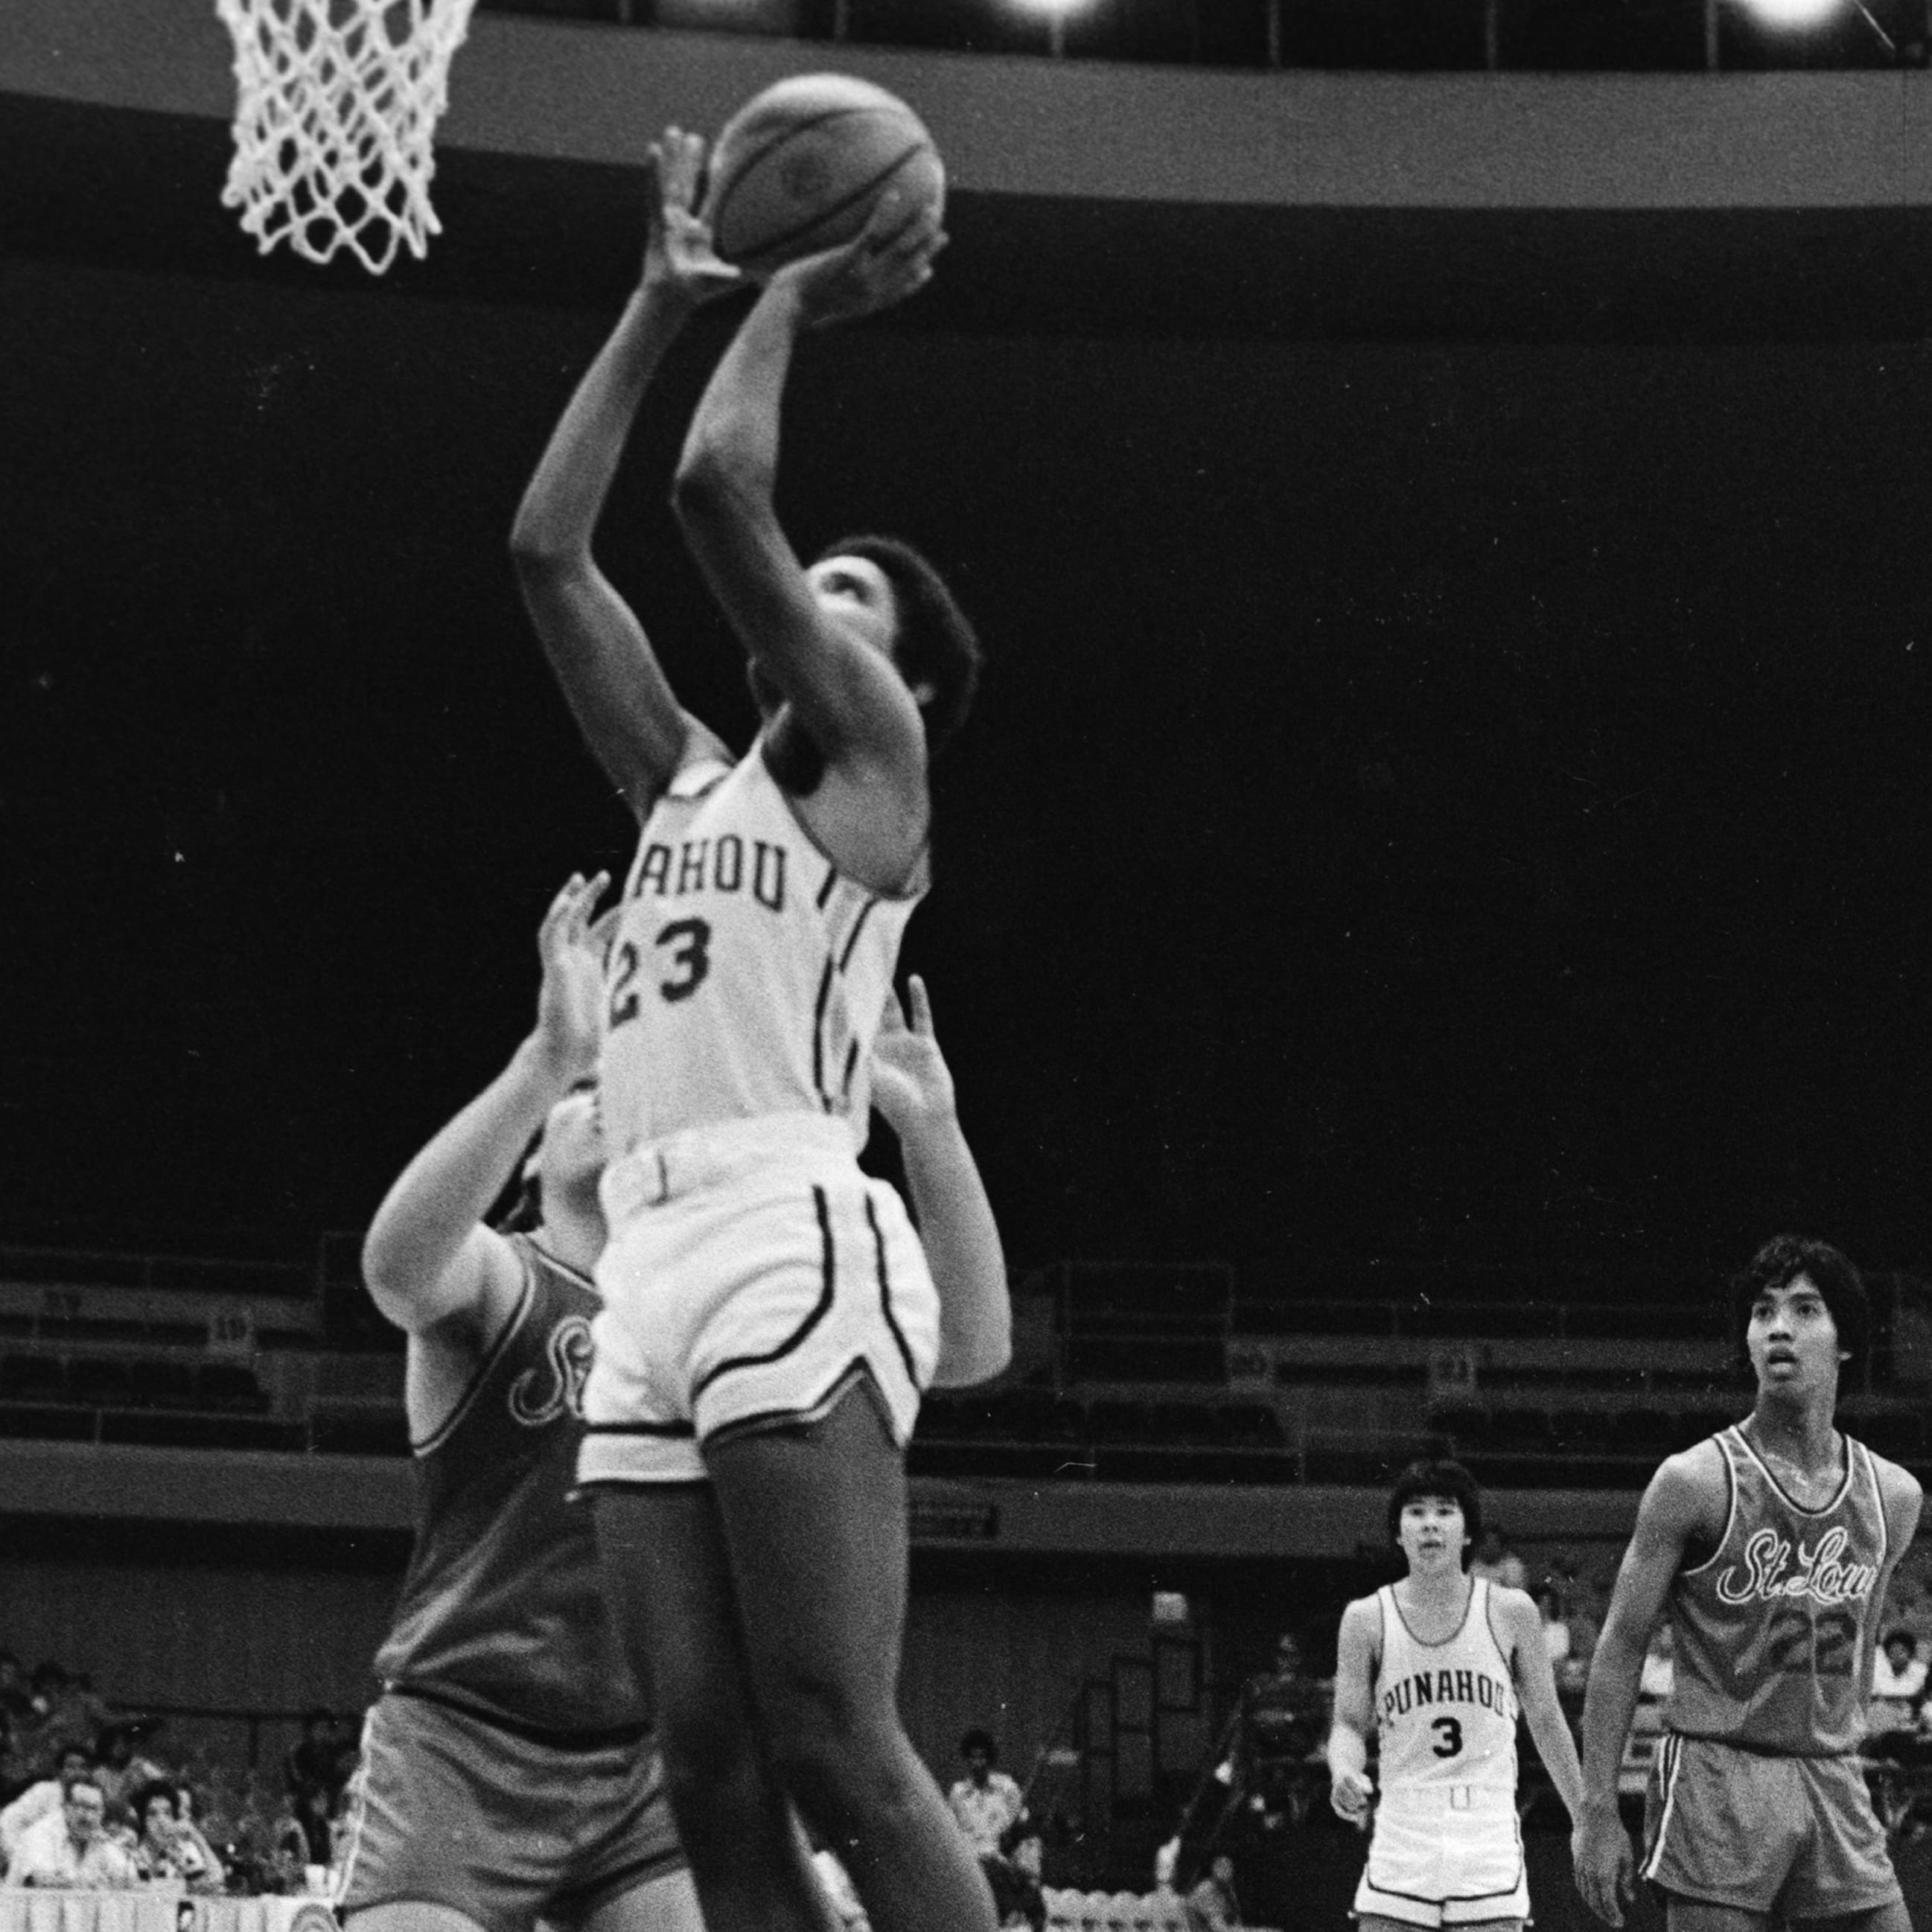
[374, 1236, 645, 1735]
[1668, 1425, 1889, 1757]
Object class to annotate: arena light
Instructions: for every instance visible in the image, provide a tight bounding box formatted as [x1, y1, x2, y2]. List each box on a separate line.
[1733, 0, 1844, 25]
[1009, 0, 1097, 54]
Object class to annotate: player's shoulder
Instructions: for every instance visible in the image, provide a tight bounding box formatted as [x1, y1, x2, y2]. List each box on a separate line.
[1484, 1581, 1540, 1628]
[1856, 1440, 1925, 1516]
[1337, 1592, 1385, 1647]
[1657, 1431, 1729, 1491]
[1638, 1435, 1730, 1531]
[665, 725, 736, 797]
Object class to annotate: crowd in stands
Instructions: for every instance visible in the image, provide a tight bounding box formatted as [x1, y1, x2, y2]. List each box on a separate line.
[14, 1523, 1932, 1910]
[0, 1654, 360, 1896]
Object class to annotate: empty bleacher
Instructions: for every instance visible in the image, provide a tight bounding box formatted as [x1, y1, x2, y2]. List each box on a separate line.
[1, 1244, 1927, 1487]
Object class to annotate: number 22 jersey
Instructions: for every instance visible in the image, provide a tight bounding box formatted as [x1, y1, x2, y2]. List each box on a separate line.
[599, 745, 925, 1160]
[1668, 1425, 1889, 1756]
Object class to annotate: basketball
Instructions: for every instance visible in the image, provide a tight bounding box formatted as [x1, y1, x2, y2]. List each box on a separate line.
[701, 73, 944, 281]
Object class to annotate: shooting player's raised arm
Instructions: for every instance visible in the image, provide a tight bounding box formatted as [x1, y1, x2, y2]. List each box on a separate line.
[511, 132, 737, 819]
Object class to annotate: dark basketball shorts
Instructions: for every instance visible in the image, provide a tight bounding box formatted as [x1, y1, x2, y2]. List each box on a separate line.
[1642, 1732, 1901, 1919]
[337, 1689, 685, 1932]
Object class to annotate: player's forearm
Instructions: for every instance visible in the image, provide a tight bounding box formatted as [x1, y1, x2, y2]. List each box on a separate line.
[904, 1114, 1012, 1386]
[1525, 1702, 1587, 1822]
[1575, 1629, 1646, 1814]
[362, 1037, 566, 1320]
[673, 279, 806, 512]
[1325, 1721, 1368, 1782]
[511, 282, 697, 564]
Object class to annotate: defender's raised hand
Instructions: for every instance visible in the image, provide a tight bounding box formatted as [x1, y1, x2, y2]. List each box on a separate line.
[532, 870, 610, 1083]
[870, 975, 956, 1135]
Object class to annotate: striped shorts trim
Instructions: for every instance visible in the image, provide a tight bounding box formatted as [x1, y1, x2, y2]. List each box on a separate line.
[1642, 1732, 1900, 1918]
[1354, 1794, 1528, 1926]
[580, 1160, 939, 1487]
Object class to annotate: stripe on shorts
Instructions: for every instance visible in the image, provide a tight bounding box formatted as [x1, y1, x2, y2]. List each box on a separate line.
[691, 1187, 837, 1405]
[866, 1193, 919, 1386]
[1641, 1732, 1683, 1881]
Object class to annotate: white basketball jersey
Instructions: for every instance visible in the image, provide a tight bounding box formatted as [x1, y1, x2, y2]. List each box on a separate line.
[599, 746, 925, 1158]
[1371, 1578, 1520, 1794]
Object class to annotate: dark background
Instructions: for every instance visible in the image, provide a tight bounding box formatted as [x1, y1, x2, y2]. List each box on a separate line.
[4, 98, 1930, 1286]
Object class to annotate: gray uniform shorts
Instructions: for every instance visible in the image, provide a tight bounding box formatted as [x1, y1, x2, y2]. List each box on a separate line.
[1642, 1732, 1901, 1920]
[337, 1689, 683, 1932]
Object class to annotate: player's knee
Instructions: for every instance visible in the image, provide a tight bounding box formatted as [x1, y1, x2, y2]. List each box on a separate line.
[767, 1709, 915, 1831]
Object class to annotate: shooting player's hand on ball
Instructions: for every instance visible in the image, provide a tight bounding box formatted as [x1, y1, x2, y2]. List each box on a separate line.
[641, 127, 742, 307]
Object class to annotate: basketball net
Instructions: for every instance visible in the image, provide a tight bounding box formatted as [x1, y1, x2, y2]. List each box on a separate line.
[215, 0, 479, 275]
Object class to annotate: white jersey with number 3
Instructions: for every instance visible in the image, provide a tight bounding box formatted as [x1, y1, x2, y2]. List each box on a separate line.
[1373, 1578, 1520, 1794]
[599, 746, 925, 1160]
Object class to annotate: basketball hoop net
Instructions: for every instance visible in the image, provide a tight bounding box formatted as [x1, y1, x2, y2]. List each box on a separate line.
[215, 0, 479, 275]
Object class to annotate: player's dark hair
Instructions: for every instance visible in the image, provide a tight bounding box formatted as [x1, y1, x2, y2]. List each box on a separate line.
[129, 1779, 177, 1826]
[1386, 1458, 1485, 1560]
[1729, 1234, 1869, 1367]
[959, 1728, 998, 1760]
[817, 535, 981, 753]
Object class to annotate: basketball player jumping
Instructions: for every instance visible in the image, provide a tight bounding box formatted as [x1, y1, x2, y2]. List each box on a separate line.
[1330, 1458, 1584, 1932]
[508, 131, 999, 1932]
[1572, 1237, 1922, 1932]
[339, 872, 1009, 1932]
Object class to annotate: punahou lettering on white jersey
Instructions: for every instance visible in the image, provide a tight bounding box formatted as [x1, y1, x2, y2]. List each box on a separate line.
[599, 747, 925, 1159]
[1372, 1577, 1520, 1794]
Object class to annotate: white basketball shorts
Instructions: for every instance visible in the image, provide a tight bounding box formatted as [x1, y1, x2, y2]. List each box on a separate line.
[1354, 1785, 1528, 1928]
[577, 1112, 940, 1486]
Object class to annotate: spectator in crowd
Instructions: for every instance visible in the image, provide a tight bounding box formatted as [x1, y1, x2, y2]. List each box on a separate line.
[0, 1745, 92, 1864]
[207, 1778, 282, 1897]
[0, 1655, 32, 1729]
[284, 1783, 328, 1867]
[130, 1778, 226, 1894]
[1538, 1587, 1572, 1668]
[1184, 1854, 1240, 1932]
[92, 1721, 166, 1808]
[1875, 1630, 1928, 1706]
[949, 1730, 1027, 1858]
[4, 1774, 138, 1888]
[1867, 1630, 1931, 1765]
[1469, 1528, 1529, 1593]
[0, 1713, 31, 1807]
[283, 1709, 344, 1808]
[812, 1844, 871, 1931]
[101, 1797, 138, 1855]
[1233, 1633, 1328, 1827]
[985, 1819, 1046, 1932]
[267, 1790, 313, 1891]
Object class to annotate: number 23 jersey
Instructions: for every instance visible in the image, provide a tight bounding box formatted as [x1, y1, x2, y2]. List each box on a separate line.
[599, 745, 925, 1159]
[1372, 1578, 1520, 1794]
[1668, 1425, 1888, 1756]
